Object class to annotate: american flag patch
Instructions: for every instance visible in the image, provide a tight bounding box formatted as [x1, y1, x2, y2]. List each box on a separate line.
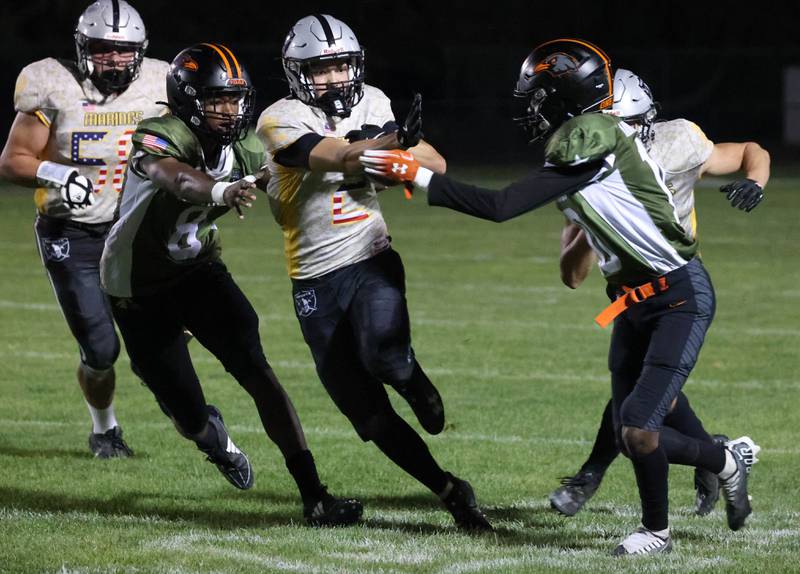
[140, 134, 169, 152]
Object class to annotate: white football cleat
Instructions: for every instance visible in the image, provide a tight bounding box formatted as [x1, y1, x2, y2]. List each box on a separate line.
[613, 526, 672, 556]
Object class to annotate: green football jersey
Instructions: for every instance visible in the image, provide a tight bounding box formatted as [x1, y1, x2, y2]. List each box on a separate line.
[100, 115, 265, 297]
[546, 113, 697, 285]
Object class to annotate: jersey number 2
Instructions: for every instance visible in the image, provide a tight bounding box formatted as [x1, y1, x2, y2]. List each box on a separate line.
[331, 181, 369, 224]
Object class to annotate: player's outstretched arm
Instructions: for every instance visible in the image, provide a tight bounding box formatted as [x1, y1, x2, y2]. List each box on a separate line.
[702, 142, 770, 212]
[560, 221, 595, 289]
[140, 155, 258, 219]
[360, 149, 601, 222]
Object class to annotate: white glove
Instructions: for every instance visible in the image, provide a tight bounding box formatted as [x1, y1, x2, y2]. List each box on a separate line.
[59, 171, 95, 209]
[36, 161, 94, 210]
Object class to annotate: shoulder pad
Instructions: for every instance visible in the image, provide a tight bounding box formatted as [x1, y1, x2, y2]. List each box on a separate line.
[132, 115, 199, 162]
[361, 84, 395, 127]
[14, 58, 74, 117]
[256, 98, 315, 153]
[545, 114, 620, 166]
[650, 119, 714, 173]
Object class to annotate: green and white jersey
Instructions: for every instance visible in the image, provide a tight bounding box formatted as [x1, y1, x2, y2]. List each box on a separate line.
[100, 115, 265, 297]
[648, 119, 714, 239]
[547, 113, 697, 285]
[257, 85, 394, 279]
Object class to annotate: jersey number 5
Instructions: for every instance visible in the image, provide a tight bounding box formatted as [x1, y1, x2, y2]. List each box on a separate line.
[70, 129, 134, 193]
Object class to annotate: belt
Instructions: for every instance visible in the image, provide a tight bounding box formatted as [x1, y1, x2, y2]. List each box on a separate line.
[594, 276, 669, 328]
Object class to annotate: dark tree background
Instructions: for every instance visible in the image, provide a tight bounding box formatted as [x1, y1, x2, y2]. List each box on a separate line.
[1, 0, 798, 164]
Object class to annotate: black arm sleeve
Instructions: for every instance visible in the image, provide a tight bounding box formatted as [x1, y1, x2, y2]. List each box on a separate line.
[426, 162, 603, 222]
[273, 132, 325, 169]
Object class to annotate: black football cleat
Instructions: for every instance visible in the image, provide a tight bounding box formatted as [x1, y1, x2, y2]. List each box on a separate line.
[694, 434, 728, 516]
[441, 472, 493, 532]
[304, 487, 363, 527]
[196, 405, 253, 490]
[395, 374, 445, 435]
[88, 426, 134, 458]
[719, 436, 760, 531]
[549, 469, 604, 517]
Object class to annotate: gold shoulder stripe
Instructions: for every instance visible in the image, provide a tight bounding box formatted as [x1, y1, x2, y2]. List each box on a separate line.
[34, 110, 50, 127]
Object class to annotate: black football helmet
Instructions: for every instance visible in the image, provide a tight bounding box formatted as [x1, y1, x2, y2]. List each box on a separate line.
[166, 43, 256, 145]
[514, 38, 613, 142]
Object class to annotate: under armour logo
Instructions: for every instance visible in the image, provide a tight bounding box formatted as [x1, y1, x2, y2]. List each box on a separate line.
[392, 163, 408, 175]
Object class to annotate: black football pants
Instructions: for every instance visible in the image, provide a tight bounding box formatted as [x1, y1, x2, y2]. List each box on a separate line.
[35, 215, 119, 370]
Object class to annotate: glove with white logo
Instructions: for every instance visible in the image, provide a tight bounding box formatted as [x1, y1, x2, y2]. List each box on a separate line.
[59, 171, 95, 210]
[36, 161, 94, 210]
[359, 149, 433, 198]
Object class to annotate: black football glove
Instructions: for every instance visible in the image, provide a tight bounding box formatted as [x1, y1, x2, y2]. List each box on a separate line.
[345, 124, 386, 143]
[397, 93, 423, 149]
[719, 178, 764, 212]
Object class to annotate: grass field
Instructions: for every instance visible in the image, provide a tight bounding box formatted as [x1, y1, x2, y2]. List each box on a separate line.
[0, 169, 798, 573]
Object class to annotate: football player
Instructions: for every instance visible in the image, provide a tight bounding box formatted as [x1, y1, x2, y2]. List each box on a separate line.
[550, 68, 768, 519]
[360, 39, 761, 554]
[0, 0, 168, 458]
[100, 43, 362, 526]
[256, 14, 492, 531]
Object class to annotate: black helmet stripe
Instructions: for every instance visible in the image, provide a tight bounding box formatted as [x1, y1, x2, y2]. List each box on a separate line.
[111, 0, 120, 32]
[313, 14, 336, 46]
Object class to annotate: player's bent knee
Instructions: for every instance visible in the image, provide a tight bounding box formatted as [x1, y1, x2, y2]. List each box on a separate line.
[82, 337, 120, 371]
[354, 408, 399, 442]
[363, 351, 414, 385]
[621, 426, 659, 457]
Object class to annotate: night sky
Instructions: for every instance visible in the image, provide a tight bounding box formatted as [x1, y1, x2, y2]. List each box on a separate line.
[2, 0, 798, 163]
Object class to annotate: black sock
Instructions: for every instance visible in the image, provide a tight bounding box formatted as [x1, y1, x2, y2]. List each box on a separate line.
[581, 399, 620, 473]
[660, 427, 726, 473]
[663, 392, 712, 442]
[631, 447, 670, 532]
[285, 449, 325, 506]
[371, 411, 449, 494]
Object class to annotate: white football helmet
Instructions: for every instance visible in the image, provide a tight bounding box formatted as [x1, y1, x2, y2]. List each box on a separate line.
[74, 0, 148, 94]
[282, 14, 365, 118]
[612, 68, 658, 147]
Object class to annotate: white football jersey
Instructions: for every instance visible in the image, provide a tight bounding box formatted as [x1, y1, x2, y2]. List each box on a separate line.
[14, 57, 168, 224]
[648, 119, 714, 238]
[257, 85, 395, 279]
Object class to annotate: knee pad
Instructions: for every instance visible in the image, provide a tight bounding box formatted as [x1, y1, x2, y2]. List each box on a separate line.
[223, 343, 271, 383]
[363, 346, 415, 385]
[81, 332, 120, 371]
